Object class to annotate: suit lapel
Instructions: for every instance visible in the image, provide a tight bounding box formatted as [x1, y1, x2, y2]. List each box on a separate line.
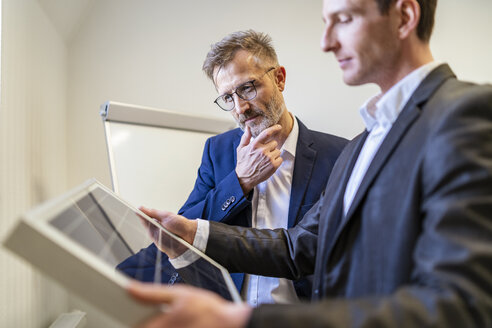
[315, 131, 367, 294]
[343, 106, 421, 221]
[288, 119, 316, 227]
[232, 129, 242, 166]
[321, 131, 367, 249]
[337, 132, 368, 201]
[330, 64, 457, 247]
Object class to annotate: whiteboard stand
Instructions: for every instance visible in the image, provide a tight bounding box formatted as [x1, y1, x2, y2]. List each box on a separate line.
[100, 101, 235, 211]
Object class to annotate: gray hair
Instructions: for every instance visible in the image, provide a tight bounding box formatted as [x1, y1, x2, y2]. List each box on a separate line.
[202, 30, 279, 82]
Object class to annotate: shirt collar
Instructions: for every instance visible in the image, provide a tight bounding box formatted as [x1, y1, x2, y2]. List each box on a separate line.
[281, 113, 298, 158]
[359, 61, 443, 131]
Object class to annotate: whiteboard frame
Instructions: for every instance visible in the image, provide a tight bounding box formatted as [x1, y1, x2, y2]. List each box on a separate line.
[100, 101, 235, 194]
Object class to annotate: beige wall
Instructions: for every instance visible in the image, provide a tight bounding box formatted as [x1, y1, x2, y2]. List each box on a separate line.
[0, 0, 69, 326]
[432, 0, 492, 84]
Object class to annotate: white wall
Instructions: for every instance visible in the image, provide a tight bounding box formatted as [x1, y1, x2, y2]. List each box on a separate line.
[66, 0, 492, 190]
[0, 0, 69, 326]
[432, 0, 492, 84]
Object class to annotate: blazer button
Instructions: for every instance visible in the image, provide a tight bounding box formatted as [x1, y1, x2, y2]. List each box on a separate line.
[168, 273, 179, 285]
[229, 196, 235, 203]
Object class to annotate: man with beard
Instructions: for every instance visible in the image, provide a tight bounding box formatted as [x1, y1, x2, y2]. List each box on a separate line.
[117, 30, 347, 306]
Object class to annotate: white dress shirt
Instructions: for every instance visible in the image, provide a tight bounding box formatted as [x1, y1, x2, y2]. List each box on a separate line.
[343, 61, 442, 215]
[171, 115, 300, 306]
[242, 116, 299, 306]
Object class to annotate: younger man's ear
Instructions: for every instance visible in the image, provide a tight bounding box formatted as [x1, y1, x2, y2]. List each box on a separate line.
[396, 0, 420, 40]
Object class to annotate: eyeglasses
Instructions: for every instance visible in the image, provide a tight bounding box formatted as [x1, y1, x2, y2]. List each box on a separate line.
[214, 67, 276, 111]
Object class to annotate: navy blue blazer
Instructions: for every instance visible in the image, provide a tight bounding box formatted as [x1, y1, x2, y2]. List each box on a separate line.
[117, 118, 347, 297]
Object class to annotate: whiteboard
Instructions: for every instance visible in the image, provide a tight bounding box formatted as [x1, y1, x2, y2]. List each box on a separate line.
[100, 101, 235, 212]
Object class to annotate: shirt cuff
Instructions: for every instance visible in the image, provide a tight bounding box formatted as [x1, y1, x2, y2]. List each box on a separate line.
[169, 219, 210, 269]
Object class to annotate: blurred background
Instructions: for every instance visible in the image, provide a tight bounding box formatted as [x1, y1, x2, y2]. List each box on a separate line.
[1, 0, 491, 326]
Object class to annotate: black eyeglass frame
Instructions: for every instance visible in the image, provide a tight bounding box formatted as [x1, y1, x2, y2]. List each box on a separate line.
[213, 67, 276, 111]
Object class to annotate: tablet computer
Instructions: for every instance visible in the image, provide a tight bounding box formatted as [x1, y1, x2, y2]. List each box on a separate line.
[2, 179, 240, 326]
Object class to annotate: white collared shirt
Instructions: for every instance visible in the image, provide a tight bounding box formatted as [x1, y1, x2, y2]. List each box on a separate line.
[343, 61, 442, 215]
[242, 116, 299, 306]
[171, 115, 300, 306]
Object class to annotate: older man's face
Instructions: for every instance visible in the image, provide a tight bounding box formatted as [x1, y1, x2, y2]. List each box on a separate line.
[214, 50, 285, 138]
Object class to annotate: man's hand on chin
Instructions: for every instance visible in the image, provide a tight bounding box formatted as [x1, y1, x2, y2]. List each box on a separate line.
[236, 124, 283, 194]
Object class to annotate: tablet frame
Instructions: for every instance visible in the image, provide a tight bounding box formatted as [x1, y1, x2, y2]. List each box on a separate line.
[3, 179, 241, 326]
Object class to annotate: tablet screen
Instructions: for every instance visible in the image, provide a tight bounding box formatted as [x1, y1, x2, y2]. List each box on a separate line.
[47, 181, 239, 302]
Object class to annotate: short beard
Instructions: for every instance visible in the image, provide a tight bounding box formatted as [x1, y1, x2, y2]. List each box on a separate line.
[237, 92, 285, 138]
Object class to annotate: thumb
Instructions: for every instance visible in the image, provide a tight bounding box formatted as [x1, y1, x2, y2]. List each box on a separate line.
[139, 206, 155, 219]
[239, 126, 252, 147]
[128, 282, 175, 305]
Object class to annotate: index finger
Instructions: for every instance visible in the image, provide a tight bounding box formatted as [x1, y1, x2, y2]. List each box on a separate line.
[239, 125, 252, 147]
[139, 206, 156, 219]
[139, 207, 175, 222]
[253, 124, 282, 145]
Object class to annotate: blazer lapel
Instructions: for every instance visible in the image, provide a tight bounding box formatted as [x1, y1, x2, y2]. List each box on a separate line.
[332, 64, 457, 244]
[232, 129, 242, 166]
[315, 131, 368, 294]
[288, 119, 316, 227]
[343, 107, 421, 221]
[320, 131, 368, 250]
[337, 132, 369, 200]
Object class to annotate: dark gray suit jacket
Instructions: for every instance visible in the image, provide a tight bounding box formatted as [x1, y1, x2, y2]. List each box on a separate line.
[205, 65, 492, 327]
